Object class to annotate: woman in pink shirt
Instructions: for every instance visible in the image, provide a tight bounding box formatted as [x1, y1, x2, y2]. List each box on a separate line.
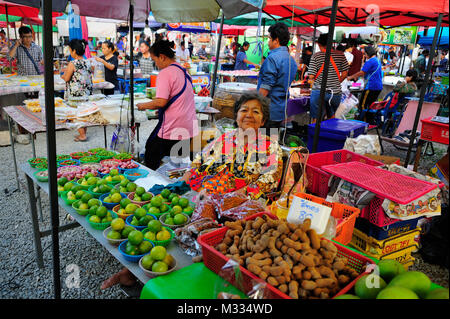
[137, 40, 198, 170]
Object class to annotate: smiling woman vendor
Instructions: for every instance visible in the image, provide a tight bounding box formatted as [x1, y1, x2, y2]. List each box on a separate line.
[181, 92, 283, 198]
[137, 40, 198, 170]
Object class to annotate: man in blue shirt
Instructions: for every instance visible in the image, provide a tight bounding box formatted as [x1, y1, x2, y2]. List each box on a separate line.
[348, 46, 383, 122]
[257, 23, 298, 129]
[234, 41, 258, 70]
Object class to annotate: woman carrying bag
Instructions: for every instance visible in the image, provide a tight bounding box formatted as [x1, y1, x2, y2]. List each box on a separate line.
[137, 40, 198, 170]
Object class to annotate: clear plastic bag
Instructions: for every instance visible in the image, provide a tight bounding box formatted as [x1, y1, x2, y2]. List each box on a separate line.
[214, 117, 236, 134]
[191, 191, 218, 222]
[214, 259, 269, 299]
[218, 200, 266, 223]
[210, 192, 249, 217]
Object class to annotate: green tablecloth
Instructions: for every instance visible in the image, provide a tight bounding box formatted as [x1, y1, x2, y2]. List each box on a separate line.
[140, 262, 247, 299]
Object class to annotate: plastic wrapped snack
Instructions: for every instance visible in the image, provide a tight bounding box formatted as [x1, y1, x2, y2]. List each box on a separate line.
[218, 200, 266, 222]
[211, 192, 249, 216]
[174, 218, 221, 257]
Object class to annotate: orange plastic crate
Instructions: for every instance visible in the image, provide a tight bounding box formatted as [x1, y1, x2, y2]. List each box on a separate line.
[293, 193, 360, 246]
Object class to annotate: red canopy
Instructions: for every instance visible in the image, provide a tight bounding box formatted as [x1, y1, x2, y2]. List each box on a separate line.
[264, 0, 449, 27]
[0, 0, 40, 17]
[213, 25, 254, 35]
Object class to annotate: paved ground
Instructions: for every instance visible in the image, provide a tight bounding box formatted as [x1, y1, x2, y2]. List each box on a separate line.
[0, 121, 448, 299]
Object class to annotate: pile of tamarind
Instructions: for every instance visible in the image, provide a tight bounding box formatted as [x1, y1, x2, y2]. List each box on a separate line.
[214, 215, 360, 299]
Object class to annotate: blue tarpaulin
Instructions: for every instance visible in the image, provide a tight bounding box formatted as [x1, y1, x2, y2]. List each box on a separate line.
[418, 27, 449, 47]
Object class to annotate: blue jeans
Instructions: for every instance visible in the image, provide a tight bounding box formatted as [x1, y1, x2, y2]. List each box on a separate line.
[310, 89, 342, 120]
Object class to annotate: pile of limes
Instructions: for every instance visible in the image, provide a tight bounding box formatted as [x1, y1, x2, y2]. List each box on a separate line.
[143, 220, 172, 242]
[140, 246, 175, 273]
[107, 218, 135, 240]
[129, 206, 156, 227]
[124, 230, 153, 256]
[88, 205, 114, 224]
[117, 178, 137, 193]
[91, 178, 113, 194]
[132, 186, 153, 203]
[78, 173, 99, 187]
[103, 169, 126, 184]
[102, 188, 124, 204]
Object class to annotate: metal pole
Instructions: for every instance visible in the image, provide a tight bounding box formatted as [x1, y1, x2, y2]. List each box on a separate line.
[312, 0, 339, 153]
[399, 45, 406, 76]
[312, 15, 318, 54]
[43, 0, 61, 299]
[5, 4, 12, 70]
[7, 115, 20, 190]
[210, 11, 224, 99]
[129, 2, 135, 130]
[404, 13, 443, 167]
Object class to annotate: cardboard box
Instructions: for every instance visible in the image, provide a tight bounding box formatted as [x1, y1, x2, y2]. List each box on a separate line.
[363, 153, 401, 165]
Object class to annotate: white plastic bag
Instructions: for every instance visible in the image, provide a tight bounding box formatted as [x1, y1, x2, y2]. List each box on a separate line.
[343, 134, 381, 155]
[335, 93, 359, 119]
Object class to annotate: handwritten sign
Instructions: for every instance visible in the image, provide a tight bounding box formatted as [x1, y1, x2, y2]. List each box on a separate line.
[287, 197, 332, 234]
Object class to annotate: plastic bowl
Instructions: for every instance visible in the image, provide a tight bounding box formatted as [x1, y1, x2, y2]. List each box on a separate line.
[138, 254, 177, 278]
[70, 152, 90, 160]
[28, 157, 47, 168]
[118, 239, 154, 263]
[72, 200, 90, 216]
[118, 162, 140, 174]
[99, 192, 126, 210]
[87, 184, 113, 198]
[123, 169, 149, 181]
[102, 175, 125, 185]
[113, 153, 133, 162]
[142, 203, 169, 219]
[58, 159, 80, 167]
[159, 212, 190, 229]
[142, 226, 175, 247]
[100, 159, 121, 168]
[112, 204, 133, 220]
[79, 156, 101, 164]
[56, 154, 71, 162]
[34, 169, 49, 182]
[125, 213, 157, 231]
[86, 211, 118, 230]
[61, 191, 77, 206]
[128, 192, 153, 207]
[76, 179, 92, 190]
[96, 152, 116, 160]
[103, 226, 127, 246]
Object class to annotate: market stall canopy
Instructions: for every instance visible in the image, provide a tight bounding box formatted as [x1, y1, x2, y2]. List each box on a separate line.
[418, 27, 449, 47]
[0, 0, 42, 17]
[214, 11, 306, 26]
[56, 17, 118, 39]
[263, 0, 449, 27]
[212, 24, 254, 35]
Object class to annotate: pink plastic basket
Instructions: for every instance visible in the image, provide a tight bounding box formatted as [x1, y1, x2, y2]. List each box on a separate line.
[306, 150, 383, 198]
[359, 196, 400, 227]
[321, 162, 438, 205]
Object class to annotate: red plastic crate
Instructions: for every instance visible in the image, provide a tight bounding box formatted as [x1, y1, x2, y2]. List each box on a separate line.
[420, 117, 449, 145]
[306, 150, 383, 198]
[197, 212, 375, 299]
[321, 162, 438, 205]
[360, 196, 401, 227]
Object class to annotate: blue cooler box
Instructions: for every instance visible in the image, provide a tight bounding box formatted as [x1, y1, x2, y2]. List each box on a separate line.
[307, 119, 368, 153]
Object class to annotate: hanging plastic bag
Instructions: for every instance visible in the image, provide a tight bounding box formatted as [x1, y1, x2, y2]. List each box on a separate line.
[343, 134, 381, 155]
[218, 200, 266, 223]
[335, 93, 359, 119]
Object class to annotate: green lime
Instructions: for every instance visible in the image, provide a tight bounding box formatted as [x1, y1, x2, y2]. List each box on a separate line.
[138, 240, 153, 254]
[179, 198, 189, 208]
[121, 225, 135, 238]
[81, 193, 93, 203]
[96, 206, 108, 218]
[134, 207, 147, 219]
[160, 189, 171, 199]
[120, 198, 132, 209]
[141, 192, 152, 201]
[107, 230, 121, 240]
[150, 196, 162, 208]
[136, 187, 145, 196]
[141, 254, 155, 270]
[128, 230, 144, 245]
[147, 220, 162, 233]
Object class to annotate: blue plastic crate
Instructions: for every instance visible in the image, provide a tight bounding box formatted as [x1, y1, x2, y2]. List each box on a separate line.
[354, 217, 421, 241]
[307, 119, 368, 153]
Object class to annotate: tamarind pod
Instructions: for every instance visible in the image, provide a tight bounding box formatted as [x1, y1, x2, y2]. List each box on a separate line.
[301, 280, 317, 290]
[301, 219, 311, 232]
[307, 229, 321, 250]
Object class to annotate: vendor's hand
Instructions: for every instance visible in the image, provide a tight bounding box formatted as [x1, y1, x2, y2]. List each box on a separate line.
[14, 39, 22, 47]
[94, 57, 103, 63]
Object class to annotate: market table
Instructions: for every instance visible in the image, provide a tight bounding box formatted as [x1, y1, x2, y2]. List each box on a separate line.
[21, 162, 193, 285]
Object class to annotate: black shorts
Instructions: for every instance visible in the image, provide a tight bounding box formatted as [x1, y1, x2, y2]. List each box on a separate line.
[144, 135, 192, 171]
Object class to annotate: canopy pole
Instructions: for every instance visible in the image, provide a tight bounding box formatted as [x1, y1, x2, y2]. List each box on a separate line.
[43, 0, 61, 299]
[5, 4, 12, 70]
[311, 0, 339, 153]
[398, 45, 406, 75]
[210, 11, 224, 99]
[311, 14, 318, 54]
[129, 1, 135, 134]
[404, 13, 443, 168]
